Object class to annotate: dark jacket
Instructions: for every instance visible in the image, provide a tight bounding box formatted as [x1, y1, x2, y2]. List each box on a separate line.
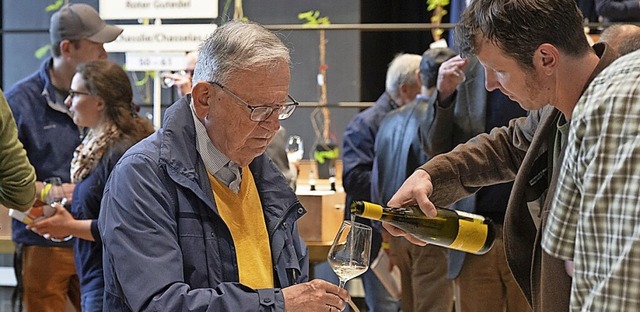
[595, 0, 640, 22]
[99, 97, 309, 311]
[372, 96, 429, 204]
[5, 57, 82, 247]
[420, 43, 618, 311]
[342, 92, 398, 255]
[72, 139, 134, 295]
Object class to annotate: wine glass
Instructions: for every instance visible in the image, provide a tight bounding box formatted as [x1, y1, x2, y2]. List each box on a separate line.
[286, 135, 304, 188]
[285, 135, 304, 164]
[42, 177, 65, 204]
[327, 221, 372, 312]
[42, 177, 73, 242]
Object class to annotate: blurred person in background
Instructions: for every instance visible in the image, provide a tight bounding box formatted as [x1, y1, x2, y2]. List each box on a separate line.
[372, 47, 457, 312]
[342, 53, 422, 312]
[5, 3, 122, 311]
[597, 24, 640, 55]
[27, 60, 154, 312]
[162, 51, 198, 97]
[595, 0, 640, 23]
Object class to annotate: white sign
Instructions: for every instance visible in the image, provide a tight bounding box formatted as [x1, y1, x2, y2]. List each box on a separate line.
[125, 52, 187, 71]
[99, 0, 218, 19]
[104, 24, 216, 52]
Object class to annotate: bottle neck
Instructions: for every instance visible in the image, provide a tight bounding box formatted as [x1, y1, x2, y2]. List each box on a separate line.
[359, 202, 384, 220]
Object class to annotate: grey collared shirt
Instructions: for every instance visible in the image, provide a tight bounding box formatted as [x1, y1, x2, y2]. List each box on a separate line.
[190, 103, 241, 193]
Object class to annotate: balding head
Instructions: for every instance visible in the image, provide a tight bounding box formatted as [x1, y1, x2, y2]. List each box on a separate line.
[599, 24, 640, 55]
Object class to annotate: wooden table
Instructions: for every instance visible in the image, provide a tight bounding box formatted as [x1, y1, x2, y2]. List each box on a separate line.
[0, 207, 14, 253]
[294, 186, 347, 278]
[306, 241, 333, 263]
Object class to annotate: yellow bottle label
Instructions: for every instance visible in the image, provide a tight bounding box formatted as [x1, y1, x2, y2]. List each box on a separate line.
[449, 219, 488, 253]
[40, 183, 52, 202]
[362, 202, 383, 220]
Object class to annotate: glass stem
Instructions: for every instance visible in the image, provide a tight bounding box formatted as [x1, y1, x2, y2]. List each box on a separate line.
[339, 279, 346, 289]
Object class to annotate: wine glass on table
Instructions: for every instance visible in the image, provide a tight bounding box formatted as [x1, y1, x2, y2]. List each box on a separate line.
[42, 177, 73, 242]
[286, 135, 304, 165]
[327, 220, 372, 312]
[285, 135, 304, 186]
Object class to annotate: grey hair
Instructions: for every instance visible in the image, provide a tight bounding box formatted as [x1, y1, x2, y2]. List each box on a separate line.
[192, 20, 290, 85]
[385, 53, 422, 99]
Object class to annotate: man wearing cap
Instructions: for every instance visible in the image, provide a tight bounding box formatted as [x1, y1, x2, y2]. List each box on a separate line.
[5, 3, 122, 312]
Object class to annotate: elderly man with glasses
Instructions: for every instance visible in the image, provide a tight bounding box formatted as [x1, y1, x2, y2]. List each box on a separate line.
[98, 21, 349, 312]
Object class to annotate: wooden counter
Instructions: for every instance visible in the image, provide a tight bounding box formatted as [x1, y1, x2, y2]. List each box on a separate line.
[296, 189, 345, 242]
[0, 205, 14, 253]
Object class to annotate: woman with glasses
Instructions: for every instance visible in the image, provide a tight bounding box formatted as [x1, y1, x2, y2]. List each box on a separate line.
[27, 59, 154, 312]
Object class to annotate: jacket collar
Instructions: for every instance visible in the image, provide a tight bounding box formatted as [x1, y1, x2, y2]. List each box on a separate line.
[157, 96, 303, 233]
[584, 42, 619, 94]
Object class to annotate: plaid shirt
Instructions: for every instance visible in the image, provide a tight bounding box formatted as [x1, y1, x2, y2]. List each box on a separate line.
[543, 49, 640, 311]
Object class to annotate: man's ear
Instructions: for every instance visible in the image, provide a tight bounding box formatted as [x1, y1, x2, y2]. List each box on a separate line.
[191, 81, 214, 120]
[535, 43, 559, 76]
[59, 40, 73, 57]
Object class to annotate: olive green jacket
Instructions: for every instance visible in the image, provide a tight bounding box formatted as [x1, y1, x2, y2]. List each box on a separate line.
[0, 89, 35, 211]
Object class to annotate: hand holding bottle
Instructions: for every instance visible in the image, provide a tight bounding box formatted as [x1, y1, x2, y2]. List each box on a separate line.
[352, 201, 495, 255]
[384, 169, 438, 245]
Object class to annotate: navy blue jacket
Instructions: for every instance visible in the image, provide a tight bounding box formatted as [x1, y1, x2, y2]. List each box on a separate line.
[72, 140, 133, 295]
[372, 96, 429, 204]
[342, 92, 397, 256]
[99, 97, 309, 311]
[5, 58, 82, 247]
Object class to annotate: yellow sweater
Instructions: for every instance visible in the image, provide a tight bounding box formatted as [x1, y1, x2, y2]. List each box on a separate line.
[208, 168, 274, 289]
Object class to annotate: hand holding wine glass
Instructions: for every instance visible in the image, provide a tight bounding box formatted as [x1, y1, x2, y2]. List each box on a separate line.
[327, 221, 372, 312]
[40, 177, 73, 242]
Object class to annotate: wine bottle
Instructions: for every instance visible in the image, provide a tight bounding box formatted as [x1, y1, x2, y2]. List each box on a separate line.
[351, 201, 495, 255]
[309, 168, 317, 191]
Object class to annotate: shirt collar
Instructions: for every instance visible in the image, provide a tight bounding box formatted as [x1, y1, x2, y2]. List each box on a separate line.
[189, 101, 237, 176]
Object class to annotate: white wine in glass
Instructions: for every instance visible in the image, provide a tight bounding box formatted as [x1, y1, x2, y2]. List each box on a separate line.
[327, 221, 372, 312]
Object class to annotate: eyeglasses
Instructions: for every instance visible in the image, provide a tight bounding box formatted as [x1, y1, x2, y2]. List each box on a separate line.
[209, 81, 298, 122]
[68, 89, 92, 99]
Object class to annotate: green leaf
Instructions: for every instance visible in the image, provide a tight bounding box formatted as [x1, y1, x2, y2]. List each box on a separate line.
[34, 44, 51, 59]
[133, 72, 150, 87]
[45, 0, 64, 12]
[298, 10, 330, 25]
